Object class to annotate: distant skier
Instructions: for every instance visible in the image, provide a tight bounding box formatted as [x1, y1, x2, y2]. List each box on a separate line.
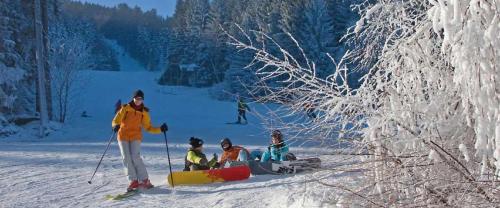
[81, 111, 89, 118]
[236, 97, 251, 124]
[261, 130, 295, 163]
[112, 90, 168, 191]
[219, 138, 250, 167]
[184, 137, 219, 171]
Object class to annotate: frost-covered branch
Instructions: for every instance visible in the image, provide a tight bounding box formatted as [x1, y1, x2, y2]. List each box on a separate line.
[226, 0, 500, 206]
[225, 24, 364, 146]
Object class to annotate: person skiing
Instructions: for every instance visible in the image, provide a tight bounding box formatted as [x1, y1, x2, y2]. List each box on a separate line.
[184, 137, 219, 171]
[237, 97, 251, 124]
[260, 130, 294, 162]
[219, 138, 251, 167]
[112, 90, 168, 191]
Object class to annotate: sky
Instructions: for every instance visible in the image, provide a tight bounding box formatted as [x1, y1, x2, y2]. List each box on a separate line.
[77, 0, 177, 17]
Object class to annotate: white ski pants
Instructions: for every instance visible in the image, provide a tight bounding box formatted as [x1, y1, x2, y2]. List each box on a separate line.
[118, 140, 149, 181]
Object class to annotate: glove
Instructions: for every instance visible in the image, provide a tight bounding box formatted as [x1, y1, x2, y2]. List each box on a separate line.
[113, 125, 120, 132]
[209, 156, 219, 169]
[160, 123, 168, 132]
[200, 158, 208, 166]
[212, 162, 221, 169]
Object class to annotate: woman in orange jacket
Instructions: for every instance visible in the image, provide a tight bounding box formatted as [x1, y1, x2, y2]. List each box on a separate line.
[112, 90, 168, 191]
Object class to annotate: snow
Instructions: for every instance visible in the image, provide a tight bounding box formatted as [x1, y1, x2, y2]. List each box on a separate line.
[459, 143, 470, 162]
[0, 70, 347, 207]
[105, 39, 146, 72]
[354, 18, 364, 34]
[365, 4, 381, 20]
[179, 63, 199, 72]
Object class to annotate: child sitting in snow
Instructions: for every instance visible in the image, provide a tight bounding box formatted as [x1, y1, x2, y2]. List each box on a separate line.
[219, 137, 251, 167]
[260, 130, 295, 162]
[183, 137, 219, 171]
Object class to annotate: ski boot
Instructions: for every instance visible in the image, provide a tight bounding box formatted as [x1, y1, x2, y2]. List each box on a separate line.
[139, 179, 154, 189]
[127, 180, 139, 192]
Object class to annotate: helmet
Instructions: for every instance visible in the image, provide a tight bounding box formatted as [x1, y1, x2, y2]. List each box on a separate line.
[271, 130, 283, 141]
[189, 137, 204, 148]
[220, 138, 232, 150]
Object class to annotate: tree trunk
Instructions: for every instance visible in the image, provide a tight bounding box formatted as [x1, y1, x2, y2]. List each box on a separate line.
[42, 0, 52, 120]
[34, 0, 49, 138]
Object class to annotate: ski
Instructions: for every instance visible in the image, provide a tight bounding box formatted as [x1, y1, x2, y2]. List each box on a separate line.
[105, 190, 139, 200]
[225, 122, 246, 125]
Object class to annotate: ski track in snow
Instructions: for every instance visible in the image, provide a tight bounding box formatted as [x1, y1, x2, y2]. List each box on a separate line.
[0, 70, 351, 207]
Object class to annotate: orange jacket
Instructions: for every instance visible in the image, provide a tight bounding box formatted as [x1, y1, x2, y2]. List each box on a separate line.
[219, 146, 249, 165]
[112, 103, 161, 141]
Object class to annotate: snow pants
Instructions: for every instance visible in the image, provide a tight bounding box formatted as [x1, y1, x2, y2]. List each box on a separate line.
[238, 149, 249, 161]
[237, 110, 247, 123]
[249, 150, 263, 160]
[118, 140, 149, 181]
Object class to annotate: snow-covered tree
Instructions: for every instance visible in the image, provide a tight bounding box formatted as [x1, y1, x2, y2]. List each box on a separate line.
[0, 0, 50, 136]
[228, 0, 500, 206]
[0, 1, 28, 116]
[49, 18, 93, 123]
[294, 0, 338, 78]
[185, 0, 210, 36]
[160, 0, 223, 87]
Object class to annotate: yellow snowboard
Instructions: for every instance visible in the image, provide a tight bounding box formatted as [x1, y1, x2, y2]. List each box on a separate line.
[167, 165, 251, 186]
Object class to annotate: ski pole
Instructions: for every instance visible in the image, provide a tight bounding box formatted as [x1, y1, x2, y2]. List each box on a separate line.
[88, 131, 116, 184]
[163, 131, 175, 187]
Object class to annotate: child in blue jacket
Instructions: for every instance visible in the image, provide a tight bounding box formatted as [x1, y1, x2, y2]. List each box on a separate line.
[261, 130, 290, 162]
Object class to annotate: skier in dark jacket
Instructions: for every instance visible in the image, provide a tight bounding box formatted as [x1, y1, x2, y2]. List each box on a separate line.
[237, 97, 251, 124]
[184, 137, 219, 171]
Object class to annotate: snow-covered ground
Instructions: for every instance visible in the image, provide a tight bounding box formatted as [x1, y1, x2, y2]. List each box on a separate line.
[0, 70, 349, 208]
[104, 39, 146, 72]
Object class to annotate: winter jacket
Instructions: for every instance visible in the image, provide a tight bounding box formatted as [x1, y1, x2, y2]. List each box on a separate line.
[238, 100, 250, 112]
[184, 148, 218, 171]
[219, 145, 250, 165]
[112, 102, 161, 141]
[261, 142, 289, 162]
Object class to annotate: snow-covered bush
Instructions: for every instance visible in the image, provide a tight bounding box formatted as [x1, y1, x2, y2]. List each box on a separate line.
[228, 0, 500, 206]
[49, 18, 93, 123]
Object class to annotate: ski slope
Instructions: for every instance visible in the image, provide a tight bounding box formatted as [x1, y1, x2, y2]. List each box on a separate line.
[0, 70, 349, 208]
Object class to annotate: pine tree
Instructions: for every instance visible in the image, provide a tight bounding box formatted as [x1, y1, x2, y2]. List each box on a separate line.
[160, 0, 218, 87]
[0, 1, 28, 117]
[185, 0, 209, 37]
[159, 32, 189, 85]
